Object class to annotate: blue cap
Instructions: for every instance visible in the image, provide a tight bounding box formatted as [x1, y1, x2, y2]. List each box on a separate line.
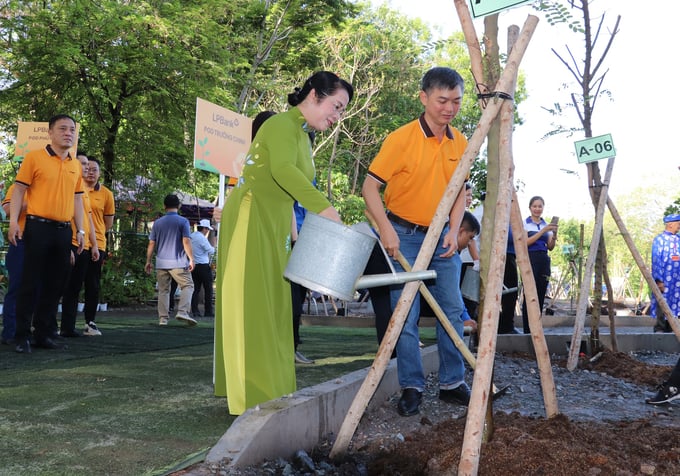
[664, 214, 680, 223]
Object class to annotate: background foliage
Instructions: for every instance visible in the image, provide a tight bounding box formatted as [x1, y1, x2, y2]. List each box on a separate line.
[0, 1, 669, 306]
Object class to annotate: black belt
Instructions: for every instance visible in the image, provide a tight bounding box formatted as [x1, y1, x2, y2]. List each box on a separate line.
[26, 214, 71, 228]
[386, 211, 430, 234]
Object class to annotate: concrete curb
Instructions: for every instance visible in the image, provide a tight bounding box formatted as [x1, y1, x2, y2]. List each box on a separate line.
[205, 346, 439, 469]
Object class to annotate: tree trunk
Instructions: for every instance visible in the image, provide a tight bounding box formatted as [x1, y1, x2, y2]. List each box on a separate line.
[568, 158, 614, 370]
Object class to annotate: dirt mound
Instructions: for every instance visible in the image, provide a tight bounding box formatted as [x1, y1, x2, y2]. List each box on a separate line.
[370, 412, 680, 475]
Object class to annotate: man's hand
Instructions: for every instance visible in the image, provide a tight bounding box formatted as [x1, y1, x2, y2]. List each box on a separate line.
[91, 245, 100, 262]
[380, 223, 400, 257]
[440, 228, 458, 258]
[145, 262, 154, 275]
[8, 222, 22, 246]
[464, 319, 478, 332]
[76, 231, 85, 254]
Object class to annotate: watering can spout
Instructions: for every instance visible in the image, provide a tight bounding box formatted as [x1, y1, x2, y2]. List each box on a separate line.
[355, 270, 437, 289]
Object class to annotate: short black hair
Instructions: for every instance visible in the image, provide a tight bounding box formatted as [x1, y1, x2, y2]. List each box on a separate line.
[48, 114, 76, 129]
[421, 67, 465, 94]
[164, 194, 180, 209]
[461, 211, 480, 235]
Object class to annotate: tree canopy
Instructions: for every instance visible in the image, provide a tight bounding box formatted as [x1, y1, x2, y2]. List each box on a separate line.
[0, 0, 496, 219]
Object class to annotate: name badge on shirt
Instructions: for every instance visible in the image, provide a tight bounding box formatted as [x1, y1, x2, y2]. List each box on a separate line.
[672, 255, 680, 262]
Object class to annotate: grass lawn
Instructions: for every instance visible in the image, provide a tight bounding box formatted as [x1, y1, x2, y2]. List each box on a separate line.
[0, 310, 437, 475]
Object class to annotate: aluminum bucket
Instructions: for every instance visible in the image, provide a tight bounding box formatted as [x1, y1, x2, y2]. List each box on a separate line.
[460, 268, 480, 302]
[284, 213, 378, 301]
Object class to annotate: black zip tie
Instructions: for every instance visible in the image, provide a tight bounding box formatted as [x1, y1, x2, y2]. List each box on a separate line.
[476, 91, 514, 101]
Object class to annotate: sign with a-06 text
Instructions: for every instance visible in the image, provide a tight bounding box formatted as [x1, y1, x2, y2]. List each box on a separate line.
[574, 134, 616, 164]
[469, 0, 534, 18]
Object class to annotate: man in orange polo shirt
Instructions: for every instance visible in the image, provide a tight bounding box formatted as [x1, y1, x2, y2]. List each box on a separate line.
[59, 152, 100, 337]
[362, 67, 473, 417]
[82, 157, 115, 335]
[8, 114, 85, 353]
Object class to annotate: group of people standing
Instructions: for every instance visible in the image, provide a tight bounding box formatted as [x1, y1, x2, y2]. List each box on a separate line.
[2, 114, 115, 352]
[212, 67, 484, 417]
[7, 69, 677, 420]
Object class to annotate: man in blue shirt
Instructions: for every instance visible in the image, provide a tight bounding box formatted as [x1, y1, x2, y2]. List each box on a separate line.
[190, 219, 215, 318]
[145, 194, 196, 326]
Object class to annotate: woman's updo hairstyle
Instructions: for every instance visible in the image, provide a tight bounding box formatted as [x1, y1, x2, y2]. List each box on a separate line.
[287, 71, 354, 106]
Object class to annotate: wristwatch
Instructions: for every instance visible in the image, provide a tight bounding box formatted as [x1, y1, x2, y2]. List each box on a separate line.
[77, 230, 86, 236]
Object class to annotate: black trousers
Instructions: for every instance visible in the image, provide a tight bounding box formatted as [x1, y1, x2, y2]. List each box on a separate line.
[362, 242, 393, 345]
[60, 246, 91, 333]
[15, 219, 72, 341]
[191, 263, 213, 315]
[500, 253, 518, 332]
[521, 250, 551, 333]
[84, 250, 106, 322]
[290, 281, 307, 349]
[669, 358, 680, 386]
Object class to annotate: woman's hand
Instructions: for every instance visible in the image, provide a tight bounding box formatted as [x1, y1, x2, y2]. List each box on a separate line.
[318, 206, 342, 223]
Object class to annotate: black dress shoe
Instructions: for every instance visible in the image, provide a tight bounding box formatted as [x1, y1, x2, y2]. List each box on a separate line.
[439, 383, 471, 406]
[33, 337, 60, 349]
[397, 388, 422, 416]
[15, 339, 32, 354]
[60, 329, 81, 338]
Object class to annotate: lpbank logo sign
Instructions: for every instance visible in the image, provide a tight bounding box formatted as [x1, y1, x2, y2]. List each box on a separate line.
[469, 0, 534, 18]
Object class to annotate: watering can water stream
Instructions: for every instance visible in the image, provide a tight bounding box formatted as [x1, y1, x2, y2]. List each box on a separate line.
[284, 213, 436, 301]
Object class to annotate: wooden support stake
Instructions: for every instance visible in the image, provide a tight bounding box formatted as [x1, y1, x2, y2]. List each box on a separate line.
[567, 158, 615, 370]
[606, 198, 680, 339]
[329, 11, 539, 461]
[510, 191, 559, 419]
[458, 82, 515, 476]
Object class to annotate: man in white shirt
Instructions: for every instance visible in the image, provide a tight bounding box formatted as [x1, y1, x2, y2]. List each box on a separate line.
[190, 219, 215, 317]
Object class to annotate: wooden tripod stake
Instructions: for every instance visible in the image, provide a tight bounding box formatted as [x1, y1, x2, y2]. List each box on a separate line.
[329, 14, 538, 459]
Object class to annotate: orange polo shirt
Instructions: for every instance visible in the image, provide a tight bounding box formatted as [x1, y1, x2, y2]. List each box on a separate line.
[87, 183, 115, 251]
[367, 114, 468, 227]
[15, 145, 84, 222]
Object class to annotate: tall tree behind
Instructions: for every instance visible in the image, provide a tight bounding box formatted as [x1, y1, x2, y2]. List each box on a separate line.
[0, 1, 239, 187]
[544, 0, 620, 350]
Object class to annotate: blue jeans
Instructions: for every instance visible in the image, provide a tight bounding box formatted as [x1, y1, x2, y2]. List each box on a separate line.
[390, 222, 466, 391]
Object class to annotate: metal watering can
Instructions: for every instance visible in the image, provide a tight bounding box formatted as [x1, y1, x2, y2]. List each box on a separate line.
[284, 213, 436, 301]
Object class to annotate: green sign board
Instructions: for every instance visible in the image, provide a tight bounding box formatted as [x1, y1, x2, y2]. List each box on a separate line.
[574, 134, 616, 164]
[469, 0, 534, 18]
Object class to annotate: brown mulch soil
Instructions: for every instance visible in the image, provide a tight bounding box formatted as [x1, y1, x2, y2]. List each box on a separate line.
[187, 350, 680, 475]
[368, 350, 679, 476]
[369, 413, 679, 475]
